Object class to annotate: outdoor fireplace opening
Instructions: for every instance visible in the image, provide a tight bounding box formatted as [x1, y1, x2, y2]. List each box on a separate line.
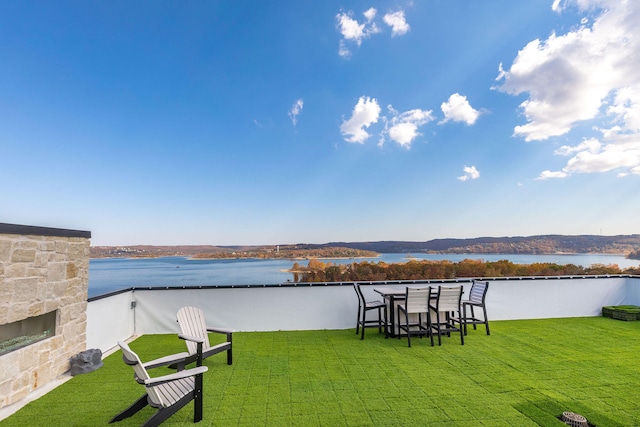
[0, 310, 57, 356]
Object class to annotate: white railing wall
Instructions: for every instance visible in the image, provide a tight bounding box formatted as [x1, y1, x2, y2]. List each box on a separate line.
[86, 276, 640, 353]
[86, 291, 135, 351]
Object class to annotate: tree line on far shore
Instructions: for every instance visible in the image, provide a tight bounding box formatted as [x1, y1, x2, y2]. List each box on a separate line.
[289, 259, 640, 283]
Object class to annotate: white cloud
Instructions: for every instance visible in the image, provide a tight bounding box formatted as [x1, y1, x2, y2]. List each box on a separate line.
[383, 11, 410, 36]
[340, 96, 381, 143]
[562, 138, 640, 173]
[607, 86, 640, 132]
[338, 40, 351, 58]
[458, 165, 480, 181]
[336, 8, 380, 57]
[497, 0, 640, 141]
[336, 8, 408, 57]
[538, 135, 640, 178]
[363, 7, 377, 22]
[288, 99, 304, 126]
[336, 12, 366, 45]
[382, 106, 434, 148]
[536, 170, 569, 180]
[554, 138, 601, 156]
[496, 0, 640, 177]
[440, 93, 481, 125]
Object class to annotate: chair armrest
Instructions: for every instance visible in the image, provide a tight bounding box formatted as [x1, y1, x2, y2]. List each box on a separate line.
[178, 333, 205, 344]
[142, 351, 190, 370]
[206, 327, 234, 335]
[144, 366, 208, 387]
[178, 333, 205, 366]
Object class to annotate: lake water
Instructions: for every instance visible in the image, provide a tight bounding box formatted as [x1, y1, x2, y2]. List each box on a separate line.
[88, 253, 639, 297]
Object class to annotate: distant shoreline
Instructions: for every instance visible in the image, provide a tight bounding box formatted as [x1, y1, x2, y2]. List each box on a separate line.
[90, 251, 633, 261]
[90, 235, 640, 260]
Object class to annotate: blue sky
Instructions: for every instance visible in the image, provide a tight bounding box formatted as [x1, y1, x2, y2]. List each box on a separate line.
[2, 0, 639, 246]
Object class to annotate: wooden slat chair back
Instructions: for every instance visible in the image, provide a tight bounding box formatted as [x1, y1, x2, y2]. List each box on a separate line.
[177, 306, 233, 365]
[118, 342, 169, 408]
[429, 285, 464, 346]
[397, 287, 432, 347]
[177, 307, 209, 355]
[462, 280, 490, 335]
[111, 341, 207, 427]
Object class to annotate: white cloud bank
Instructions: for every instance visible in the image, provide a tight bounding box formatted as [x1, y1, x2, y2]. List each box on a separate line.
[336, 8, 409, 57]
[440, 93, 481, 125]
[340, 96, 381, 143]
[496, 0, 640, 179]
[458, 165, 480, 181]
[340, 93, 480, 148]
[288, 99, 304, 126]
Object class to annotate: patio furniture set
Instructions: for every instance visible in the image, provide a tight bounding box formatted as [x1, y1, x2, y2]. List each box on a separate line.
[109, 282, 488, 425]
[354, 280, 490, 347]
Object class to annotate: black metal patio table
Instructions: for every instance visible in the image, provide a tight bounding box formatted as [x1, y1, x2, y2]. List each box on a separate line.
[374, 286, 462, 338]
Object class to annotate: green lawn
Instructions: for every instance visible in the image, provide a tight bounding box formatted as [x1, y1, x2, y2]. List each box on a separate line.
[2, 317, 640, 426]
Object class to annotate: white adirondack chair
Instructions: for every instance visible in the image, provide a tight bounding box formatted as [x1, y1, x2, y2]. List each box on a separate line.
[177, 306, 233, 365]
[110, 339, 207, 426]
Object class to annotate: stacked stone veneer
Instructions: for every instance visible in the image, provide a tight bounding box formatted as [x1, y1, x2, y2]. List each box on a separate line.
[0, 224, 90, 409]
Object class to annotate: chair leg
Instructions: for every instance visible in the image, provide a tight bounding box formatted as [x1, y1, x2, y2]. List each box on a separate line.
[360, 309, 366, 340]
[355, 304, 361, 335]
[459, 311, 464, 345]
[141, 393, 192, 427]
[483, 305, 490, 335]
[428, 310, 434, 346]
[194, 372, 203, 423]
[405, 311, 411, 348]
[227, 332, 233, 365]
[110, 393, 149, 423]
[470, 306, 477, 330]
[381, 305, 388, 338]
[462, 304, 468, 336]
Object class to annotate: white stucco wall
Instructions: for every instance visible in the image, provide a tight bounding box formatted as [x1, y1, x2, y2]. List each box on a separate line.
[85, 276, 640, 352]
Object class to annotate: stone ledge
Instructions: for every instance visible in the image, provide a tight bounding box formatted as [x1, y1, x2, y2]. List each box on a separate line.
[0, 224, 91, 239]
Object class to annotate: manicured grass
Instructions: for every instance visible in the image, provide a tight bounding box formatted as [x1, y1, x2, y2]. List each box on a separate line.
[2, 317, 640, 426]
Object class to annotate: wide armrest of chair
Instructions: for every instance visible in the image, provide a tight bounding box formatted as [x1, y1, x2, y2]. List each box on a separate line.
[207, 327, 234, 335]
[142, 351, 191, 370]
[178, 333, 205, 344]
[144, 366, 208, 387]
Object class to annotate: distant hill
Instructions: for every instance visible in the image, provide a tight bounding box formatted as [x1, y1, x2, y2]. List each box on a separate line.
[319, 235, 640, 255]
[90, 234, 640, 259]
[90, 244, 377, 259]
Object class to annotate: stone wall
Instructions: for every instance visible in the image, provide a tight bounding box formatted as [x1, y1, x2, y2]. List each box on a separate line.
[0, 224, 91, 409]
